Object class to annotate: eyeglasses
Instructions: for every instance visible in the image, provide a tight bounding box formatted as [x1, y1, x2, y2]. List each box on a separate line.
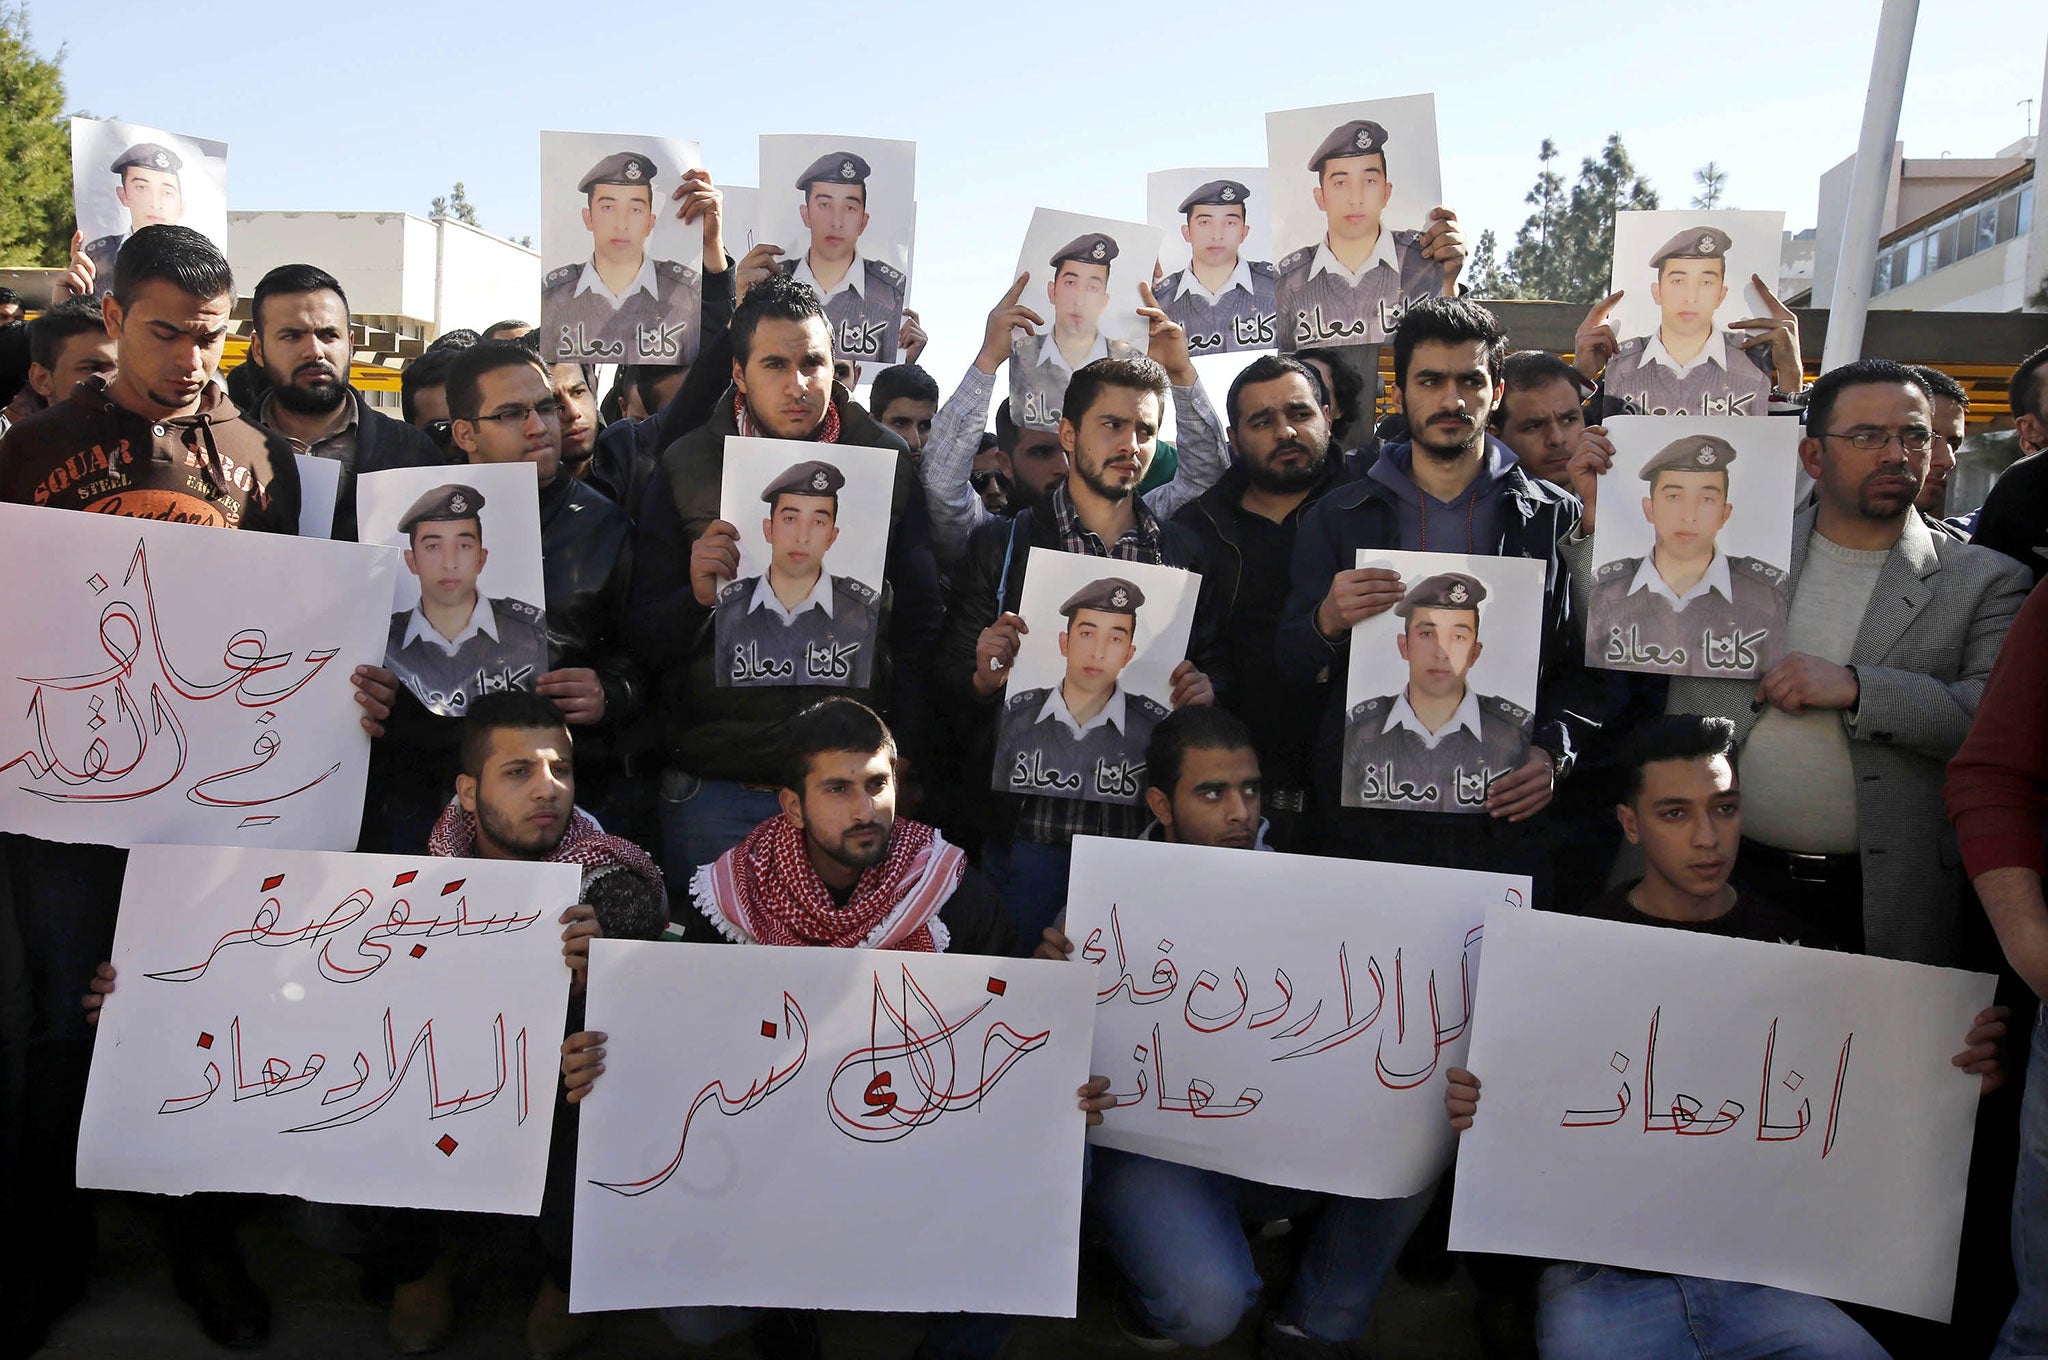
[970, 470, 1011, 494]
[1816, 426, 1935, 453]
[424, 419, 453, 448]
[470, 398, 562, 428]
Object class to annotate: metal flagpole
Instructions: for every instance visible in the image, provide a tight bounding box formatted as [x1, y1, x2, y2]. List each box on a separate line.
[1822, 0, 1920, 369]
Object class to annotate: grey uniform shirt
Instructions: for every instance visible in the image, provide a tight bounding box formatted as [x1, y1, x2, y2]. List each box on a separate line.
[781, 254, 907, 363]
[1589, 550, 1790, 676]
[1275, 230, 1442, 350]
[713, 572, 881, 689]
[1602, 332, 1772, 417]
[1341, 688, 1530, 813]
[995, 683, 1169, 807]
[385, 596, 550, 716]
[1156, 258, 1278, 355]
[542, 254, 702, 364]
[1008, 330, 1143, 432]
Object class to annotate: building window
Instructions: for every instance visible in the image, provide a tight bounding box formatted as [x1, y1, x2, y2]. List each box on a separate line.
[1998, 190, 2021, 243]
[1872, 250, 1891, 294]
[2019, 183, 2034, 237]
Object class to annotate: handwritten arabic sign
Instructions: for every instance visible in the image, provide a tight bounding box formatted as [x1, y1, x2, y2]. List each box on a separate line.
[0, 505, 396, 849]
[572, 941, 1096, 1316]
[1069, 836, 1527, 1198]
[1447, 907, 1993, 1322]
[77, 846, 578, 1214]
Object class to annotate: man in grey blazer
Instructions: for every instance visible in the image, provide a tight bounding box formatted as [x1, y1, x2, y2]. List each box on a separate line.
[1563, 359, 2029, 965]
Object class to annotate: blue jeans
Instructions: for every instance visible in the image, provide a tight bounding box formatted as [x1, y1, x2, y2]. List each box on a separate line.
[1535, 1264, 1886, 1360]
[656, 773, 782, 894]
[661, 1306, 1014, 1359]
[979, 837, 1073, 940]
[1997, 1007, 2048, 1358]
[1087, 1146, 1432, 1346]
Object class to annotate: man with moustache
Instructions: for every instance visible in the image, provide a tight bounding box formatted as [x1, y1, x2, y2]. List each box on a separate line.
[1909, 364, 1967, 532]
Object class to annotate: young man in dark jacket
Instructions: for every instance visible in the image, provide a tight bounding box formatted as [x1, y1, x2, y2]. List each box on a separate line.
[625, 273, 941, 891]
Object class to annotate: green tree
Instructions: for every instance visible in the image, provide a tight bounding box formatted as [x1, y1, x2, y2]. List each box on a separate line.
[1692, 161, 1728, 210]
[0, 5, 77, 267]
[1500, 138, 1567, 299]
[430, 182, 480, 227]
[1466, 228, 1513, 299]
[1551, 134, 1660, 303]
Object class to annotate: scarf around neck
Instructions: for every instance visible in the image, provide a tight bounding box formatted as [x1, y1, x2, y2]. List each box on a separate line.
[692, 815, 963, 952]
[734, 391, 842, 445]
[428, 799, 666, 898]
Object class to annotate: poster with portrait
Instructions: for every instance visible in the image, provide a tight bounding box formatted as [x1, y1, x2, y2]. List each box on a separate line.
[1265, 95, 1445, 352]
[991, 549, 1199, 807]
[1008, 209, 1165, 432]
[713, 438, 897, 690]
[355, 463, 550, 718]
[1147, 167, 1277, 356]
[1585, 416, 1798, 679]
[539, 131, 705, 367]
[1603, 210, 1786, 417]
[759, 135, 916, 367]
[70, 118, 229, 299]
[1341, 551, 1544, 813]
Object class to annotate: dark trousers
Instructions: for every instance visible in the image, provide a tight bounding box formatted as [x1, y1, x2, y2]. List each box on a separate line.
[1732, 839, 1864, 952]
[1320, 806, 1555, 909]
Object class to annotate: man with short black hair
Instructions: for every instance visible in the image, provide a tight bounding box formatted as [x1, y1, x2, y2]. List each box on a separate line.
[482, 319, 533, 342]
[1970, 343, 2048, 584]
[1490, 349, 1588, 487]
[1141, 704, 1266, 849]
[400, 345, 457, 451]
[0, 286, 22, 325]
[1295, 345, 1368, 451]
[870, 362, 939, 456]
[0, 297, 117, 435]
[1909, 364, 1968, 530]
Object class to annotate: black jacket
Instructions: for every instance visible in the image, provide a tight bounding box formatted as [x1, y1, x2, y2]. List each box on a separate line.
[243, 390, 450, 541]
[1972, 449, 2048, 589]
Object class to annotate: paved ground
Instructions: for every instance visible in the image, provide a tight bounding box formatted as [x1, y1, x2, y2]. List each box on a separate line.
[33, 1193, 1495, 1359]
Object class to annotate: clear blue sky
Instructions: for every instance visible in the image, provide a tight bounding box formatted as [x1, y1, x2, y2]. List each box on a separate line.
[32, 0, 2046, 382]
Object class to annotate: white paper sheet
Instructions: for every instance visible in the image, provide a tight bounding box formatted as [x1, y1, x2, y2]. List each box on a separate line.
[77, 846, 580, 1214]
[294, 453, 342, 539]
[1067, 836, 1527, 1198]
[1448, 906, 1994, 1322]
[572, 940, 1098, 1316]
[0, 505, 397, 849]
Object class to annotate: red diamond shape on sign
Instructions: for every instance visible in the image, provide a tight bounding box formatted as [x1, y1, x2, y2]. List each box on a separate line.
[393, 870, 418, 886]
[410, 944, 427, 959]
[261, 874, 285, 892]
[435, 1135, 458, 1156]
[440, 878, 466, 896]
[761, 1021, 777, 1038]
[197, 1031, 215, 1049]
[986, 977, 1008, 996]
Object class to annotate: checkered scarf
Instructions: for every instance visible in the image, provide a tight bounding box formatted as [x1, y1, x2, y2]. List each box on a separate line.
[691, 815, 961, 952]
[734, 391, 842, 444]
[427, 799, 665, 899]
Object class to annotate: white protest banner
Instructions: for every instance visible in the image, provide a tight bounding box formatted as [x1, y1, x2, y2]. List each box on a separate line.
[0, 505, 397, 849]
[1067, 835, 1528, 1198]
[78, 846, 579, 1215]
[1448, 906, 1994, 1322]
[572, 940, 1097, 1316]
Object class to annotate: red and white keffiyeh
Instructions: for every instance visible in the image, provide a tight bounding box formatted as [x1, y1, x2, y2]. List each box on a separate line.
[734, 391, 842, 444]
[427, 799, 665, 895]
[692, 815, 963, 952]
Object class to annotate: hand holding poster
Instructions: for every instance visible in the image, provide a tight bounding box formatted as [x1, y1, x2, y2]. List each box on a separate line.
[992, 549, 1199, 807]
[759, 135, 916, 366]
[1341, 551, 1544, 813]
[1602, 209, 1787, 417]
[571, 940, 1096, 1316]
[1068, 835, 1528, 1198]
[1146, 167, 1276, 356]
[712, 437, 897, 689]
[77, 846, 580, 1214]
[1447, 906, 1994, 1322]
[1586, 416, 1799, 677]
[1008, 209, 1165, 432]
[70, 117, 230, 299]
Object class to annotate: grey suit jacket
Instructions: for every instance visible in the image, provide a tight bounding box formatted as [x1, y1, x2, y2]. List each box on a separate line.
[1662, 505, 2029, 964]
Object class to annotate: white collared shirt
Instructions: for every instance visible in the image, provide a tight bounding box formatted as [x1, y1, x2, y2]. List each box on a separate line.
[1629, 550, 1734, 610]
[1036, 682, 1128, 740]
[1174, 255, 1255, 305]
[573, 254, 660, 306]
[403, 597, 500, 656]
[1308, 229, 1400, 287]
[1037, 329, 1111, 379]
[1640, 327, 1730, 379]
[748, 571, 835, 624]
[792, 249, 868, 300]
[1385, 686, 1482, 750]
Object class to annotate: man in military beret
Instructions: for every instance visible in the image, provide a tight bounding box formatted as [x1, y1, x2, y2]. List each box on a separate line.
[714, 458, 882, 689]
[1589, 433, 1790, 674]
[83, 141, 187, 296]
[997, 575, 1170, 806]
[1274, 119, 1463, 351]
[776, 150, 909, 366]
[1342, 572, 1530, 813]
[541, 150, 703, 366]
[385, 482, 551, 716]
[1599, 226, 1774, 417]
[1009, 232, 1144, 431]
[1155, 179, 1276, 355]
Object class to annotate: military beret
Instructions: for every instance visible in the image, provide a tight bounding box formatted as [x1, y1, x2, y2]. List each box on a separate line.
[1307, 120, 1389, 172]
[1060, 576, 1145, 619]
[796, 150, 871, 191]
[1650, 225, 1733, 269]
[1640, 434, 1739, 480]
[761, 459, 846, 502]
[398, 483, 486, 534]
[578, 151, 659, 194]
[1050, 233, 1119, 270]
[1394, 571, 1487, 618]
[1178, 179, 1251, 214]
[111, 142, 181, 176]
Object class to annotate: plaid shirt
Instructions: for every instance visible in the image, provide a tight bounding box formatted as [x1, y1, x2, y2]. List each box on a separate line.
[1016, 484, 1167, 847]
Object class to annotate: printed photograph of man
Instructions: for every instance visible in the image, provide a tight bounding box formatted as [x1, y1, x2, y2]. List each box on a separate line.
[1155, 179, 1275, 355]
[714, 459, 880, 689]
[541, 149, 702, 365]
[1342, 572, 1529, 813]
[385, 483, 550, 716]
[1274, 120, 1454, 351]
[997, 576, 1169, 807]
[778, 150, 908, 365]
[1590, 434, 1788, 675]
[82, 142, 186, 291]
[1600, 227, 1772, 417]
[1010, 233, 1143, 431]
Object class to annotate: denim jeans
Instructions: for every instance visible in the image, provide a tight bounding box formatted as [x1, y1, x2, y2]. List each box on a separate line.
[1087, 1146, 1433, 1346]
[1535, 1263, 1886, 1360]
[1996, 1007, 2048, 1359]
[656, 772, 783, 894]
[979, 837, 1073, 940]
[661, 1306, 1014, 1359]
